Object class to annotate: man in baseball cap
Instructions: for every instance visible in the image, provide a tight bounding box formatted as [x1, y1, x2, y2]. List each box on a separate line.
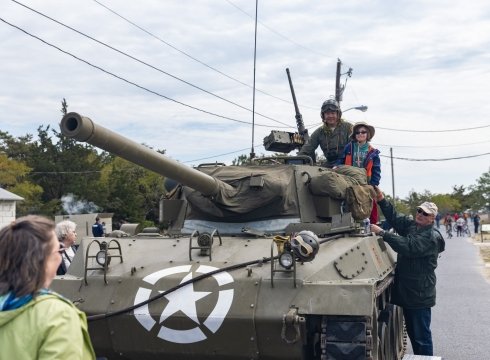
[415, 202, 438, 227]
[370, 189, 445, 356]
[417, 202, 438, 216]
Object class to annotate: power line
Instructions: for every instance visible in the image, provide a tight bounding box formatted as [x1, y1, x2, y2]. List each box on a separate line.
[225, 0, 327, 58]
[376, 139, 490, 149]
[183, 148, 250, 163]
[307, 121, 490, 132]
[0, 17, 289, 129]
[380, 152, 490, 161]
[376, 124, 490, 132]
[10, 0, 292, 128]
[91, 0, 307, 110]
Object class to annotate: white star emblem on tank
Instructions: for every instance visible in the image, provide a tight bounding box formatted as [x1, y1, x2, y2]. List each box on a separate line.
[159, 272, 211, 324]
[134, 265, 235, 344]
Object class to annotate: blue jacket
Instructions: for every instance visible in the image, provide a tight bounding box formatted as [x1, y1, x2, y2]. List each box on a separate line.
[92, 222, 104, 237]
[337, 141, 381, 186]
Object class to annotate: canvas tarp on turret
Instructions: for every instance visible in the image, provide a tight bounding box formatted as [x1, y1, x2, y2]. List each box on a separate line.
[183, 165, 299, 222]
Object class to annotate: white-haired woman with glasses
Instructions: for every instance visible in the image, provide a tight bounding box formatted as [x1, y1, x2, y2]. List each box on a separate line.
[55, 220, 78, 275]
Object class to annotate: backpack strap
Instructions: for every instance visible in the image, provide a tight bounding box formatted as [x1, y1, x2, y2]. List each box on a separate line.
[432, 228, 445, 253]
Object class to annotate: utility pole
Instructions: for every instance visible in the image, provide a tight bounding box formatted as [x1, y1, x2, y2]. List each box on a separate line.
[334, 59, 352, 103]
[390, 148, 395, 201]
[335, 59, 342, 103]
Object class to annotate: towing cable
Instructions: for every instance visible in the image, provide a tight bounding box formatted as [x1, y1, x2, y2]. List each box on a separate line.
[87, 234, 342, 322]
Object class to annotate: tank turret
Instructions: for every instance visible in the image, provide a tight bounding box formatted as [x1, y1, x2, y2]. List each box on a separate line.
[60, 112, 369, 236]
[53, 112, 405, 360]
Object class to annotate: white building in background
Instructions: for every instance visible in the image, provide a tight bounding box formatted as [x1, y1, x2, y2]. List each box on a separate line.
[0, 188, 24, 229]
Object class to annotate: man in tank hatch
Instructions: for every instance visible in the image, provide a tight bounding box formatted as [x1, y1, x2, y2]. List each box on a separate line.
[298, 98, 353, 168]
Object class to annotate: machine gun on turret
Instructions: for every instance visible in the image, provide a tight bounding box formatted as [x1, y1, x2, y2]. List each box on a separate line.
[263, 68, 308, 153]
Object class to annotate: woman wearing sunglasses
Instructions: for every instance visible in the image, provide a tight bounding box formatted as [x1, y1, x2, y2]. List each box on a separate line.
[336, 121, 381, 223]
[0, 215, 95, 359]
[370, 189, 445, 356]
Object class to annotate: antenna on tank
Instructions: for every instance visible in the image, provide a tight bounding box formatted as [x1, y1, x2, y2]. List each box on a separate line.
[250, 0, 259, 160]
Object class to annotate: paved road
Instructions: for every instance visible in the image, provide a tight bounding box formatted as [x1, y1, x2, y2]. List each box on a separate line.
[405, 230, 490, 359]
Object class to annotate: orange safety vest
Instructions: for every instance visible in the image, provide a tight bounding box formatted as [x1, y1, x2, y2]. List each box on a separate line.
[344, 143, 375, 180]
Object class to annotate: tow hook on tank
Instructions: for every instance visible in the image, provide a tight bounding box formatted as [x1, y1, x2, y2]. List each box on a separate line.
[281, 307, 306, 344]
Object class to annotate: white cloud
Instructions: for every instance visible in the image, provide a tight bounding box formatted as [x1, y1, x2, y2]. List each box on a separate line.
[1, 0, 489, 200]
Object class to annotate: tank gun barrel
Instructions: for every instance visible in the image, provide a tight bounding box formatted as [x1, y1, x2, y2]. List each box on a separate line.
[60, 112, 231, 196]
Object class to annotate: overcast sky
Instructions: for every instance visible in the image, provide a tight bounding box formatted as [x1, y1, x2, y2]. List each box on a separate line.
[1, 0, 489, 201]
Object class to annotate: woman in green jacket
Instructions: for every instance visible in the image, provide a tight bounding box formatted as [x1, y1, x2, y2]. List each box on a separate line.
[0, 215, 95, 360]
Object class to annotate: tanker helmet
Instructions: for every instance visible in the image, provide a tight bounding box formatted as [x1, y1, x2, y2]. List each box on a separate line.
[320, 98, 342, 119]
[291, 230, 319, 262]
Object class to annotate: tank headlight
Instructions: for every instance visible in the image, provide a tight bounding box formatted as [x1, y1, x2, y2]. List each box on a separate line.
[96, 251, 107, 266]
[279, 251, 294, 269]
[96, 241, 111, 267]
[197, 232, 212, 256]
[197, 233, 212, 247]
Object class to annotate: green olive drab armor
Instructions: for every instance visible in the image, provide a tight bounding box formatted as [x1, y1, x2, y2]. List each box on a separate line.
[52, 112, 406, 360]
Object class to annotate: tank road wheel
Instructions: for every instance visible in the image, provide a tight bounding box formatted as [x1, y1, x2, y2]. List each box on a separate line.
[370, 305, 380, 360]
[377, 322, 390, 360]
[392, 306, 405, 358]
[377, 304, 399, 360]
[390, 306, 400, 359]
[373, 291, 387, 360]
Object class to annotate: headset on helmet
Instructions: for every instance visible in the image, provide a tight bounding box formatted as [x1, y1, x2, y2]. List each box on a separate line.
[320, 99, 342, 119]
[291, 230, 319, 262]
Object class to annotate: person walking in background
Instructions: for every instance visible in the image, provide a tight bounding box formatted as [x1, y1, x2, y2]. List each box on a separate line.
[435, 213, 441, 229]
[444, 213, 453, 228]
[298, 98, 353, 167]
[473, 213, 481, 234]
[55, 220, 78, 275]
[370, 188, 445, 356]
[0, 215, 95, 359]
[92, 217, 104, 237]
[337, 121, 381, 224]
[455, 217, 465, 237]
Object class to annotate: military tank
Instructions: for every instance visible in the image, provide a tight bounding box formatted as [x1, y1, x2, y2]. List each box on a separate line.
[52, 112, 405, 360]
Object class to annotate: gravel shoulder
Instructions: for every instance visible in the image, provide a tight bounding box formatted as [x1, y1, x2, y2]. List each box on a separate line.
[472, 231, 490, 282]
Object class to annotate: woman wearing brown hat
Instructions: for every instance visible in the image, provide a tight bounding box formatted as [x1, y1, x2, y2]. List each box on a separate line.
[337, 121, 381, 223]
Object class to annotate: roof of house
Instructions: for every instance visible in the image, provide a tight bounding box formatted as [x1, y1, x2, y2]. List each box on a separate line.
[0, 188, 24, 201]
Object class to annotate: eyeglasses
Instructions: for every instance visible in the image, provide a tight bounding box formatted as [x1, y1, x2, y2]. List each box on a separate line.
[355, 131, 368, 135]
[417, 208, 430, 217]
[56, 244, 66, 254]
